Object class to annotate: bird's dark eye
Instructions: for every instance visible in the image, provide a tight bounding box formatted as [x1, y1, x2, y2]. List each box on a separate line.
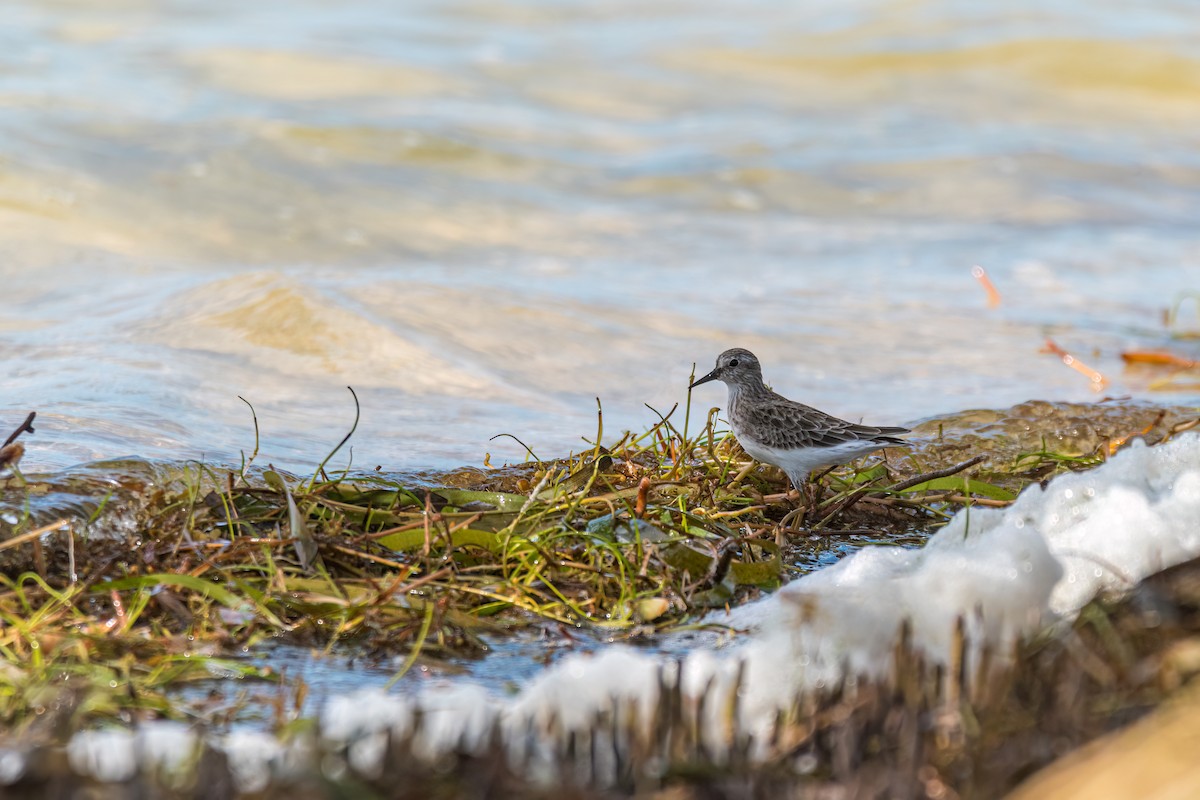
[729, 358, 740, 367]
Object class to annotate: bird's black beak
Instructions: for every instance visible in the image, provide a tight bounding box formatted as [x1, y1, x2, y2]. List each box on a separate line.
[689, 368, 720, 389]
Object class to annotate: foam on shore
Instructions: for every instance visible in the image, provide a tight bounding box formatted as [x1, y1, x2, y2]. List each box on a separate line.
[65, 433, 1200, 789]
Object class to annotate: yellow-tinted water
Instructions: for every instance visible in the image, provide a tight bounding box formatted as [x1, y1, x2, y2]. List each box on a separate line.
[2, 0, 1198, 472]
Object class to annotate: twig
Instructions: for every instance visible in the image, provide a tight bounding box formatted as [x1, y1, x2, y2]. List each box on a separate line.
[517, 469, 553, 516]
[3, 412, 35, 448]
[887, 455, 989, 493]
[1042, 338, 1106, 389]
[1, 413, 37, 470]
[370, 565, 452, 607]
[972, 265, 1002, 307]
[940, 493, 1011, 508]
[816, 455, 989, 527]
[0, 518, 71, 552]
[488, 432, 542, 465]
[707, 505, 768, 519]
[789, 526, 918, 537]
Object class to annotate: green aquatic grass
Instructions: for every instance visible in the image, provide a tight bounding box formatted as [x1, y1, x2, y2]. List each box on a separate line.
[0, 394, 1184, 731]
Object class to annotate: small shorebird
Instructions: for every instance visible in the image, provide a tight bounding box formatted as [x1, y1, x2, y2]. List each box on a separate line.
[690, 348, 908, 498]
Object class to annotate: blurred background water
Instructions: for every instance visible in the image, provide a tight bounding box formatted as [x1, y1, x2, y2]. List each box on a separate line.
[3, 0, 1199, 473]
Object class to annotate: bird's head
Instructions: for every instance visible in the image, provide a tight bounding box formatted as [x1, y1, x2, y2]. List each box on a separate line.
[689, 348, 762, 389]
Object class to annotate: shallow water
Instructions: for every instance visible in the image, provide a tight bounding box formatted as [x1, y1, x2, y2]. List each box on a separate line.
[3, 0, 1199, 476]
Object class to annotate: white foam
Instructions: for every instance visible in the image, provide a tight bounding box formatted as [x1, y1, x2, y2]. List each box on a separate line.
[68, 432, 1200, 784]
[485, 433, 1200, 754]
[66, 723, 201, 785]
[731, 435, 1200, 733]
[217, 729, 287, 794]
[67, 729, 138, 783]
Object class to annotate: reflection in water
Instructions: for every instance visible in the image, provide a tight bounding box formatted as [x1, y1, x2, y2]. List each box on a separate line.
[1, 0, 1198, 472]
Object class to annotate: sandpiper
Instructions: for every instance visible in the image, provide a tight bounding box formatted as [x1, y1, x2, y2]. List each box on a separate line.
[690, 348, 908, 494]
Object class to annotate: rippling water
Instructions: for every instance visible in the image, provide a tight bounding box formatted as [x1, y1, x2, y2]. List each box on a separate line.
[4, 0, 1199, 473]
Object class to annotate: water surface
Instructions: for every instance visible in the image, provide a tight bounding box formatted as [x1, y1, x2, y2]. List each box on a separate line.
[3, 0, 1199, 475]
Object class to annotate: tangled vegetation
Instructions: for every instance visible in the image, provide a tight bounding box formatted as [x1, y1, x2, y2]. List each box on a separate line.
[0, 398, 1195, 737]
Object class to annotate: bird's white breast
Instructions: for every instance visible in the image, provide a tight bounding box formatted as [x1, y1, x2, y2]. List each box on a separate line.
[734, 427, 891, 483]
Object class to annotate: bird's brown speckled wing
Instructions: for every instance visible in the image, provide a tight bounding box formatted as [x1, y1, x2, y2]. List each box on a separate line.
[735, 393, 909, 450]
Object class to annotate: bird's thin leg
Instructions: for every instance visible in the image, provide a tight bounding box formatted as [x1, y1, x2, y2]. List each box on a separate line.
[804, 472, 824, 509]
[782, 471, 807, 503]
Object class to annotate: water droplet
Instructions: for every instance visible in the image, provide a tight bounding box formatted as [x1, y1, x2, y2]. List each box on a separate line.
[1064, 489, 1074, 499]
